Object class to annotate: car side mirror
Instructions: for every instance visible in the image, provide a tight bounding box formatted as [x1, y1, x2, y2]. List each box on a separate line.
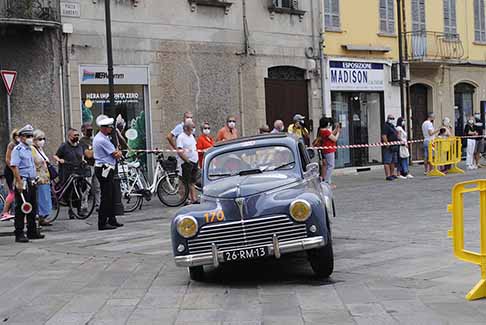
[305, 162, 319, 177]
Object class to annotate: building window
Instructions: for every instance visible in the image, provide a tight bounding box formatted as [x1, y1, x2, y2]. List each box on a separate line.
[273, 0, 293, 8]
[325, 0, 340, 30]
[475, 0, 486, 42]
[444, 0, 457, 37]
[379, 0, 395, 34]
[411, 0, 426, 31]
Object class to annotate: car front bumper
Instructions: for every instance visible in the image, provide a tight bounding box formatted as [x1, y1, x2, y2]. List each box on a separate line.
[174, 236, 326, 267]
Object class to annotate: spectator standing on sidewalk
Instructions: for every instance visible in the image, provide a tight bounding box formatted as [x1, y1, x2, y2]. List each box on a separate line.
[32, 130, 53, 226]
[474, 113, 484, 168]
[217, 116, 239, 142]
[395, 117, 413, 179]
[465, 115, 479, 170]
[382, 115, 399, 181]
[177, 121, 199, 204]
[422, 113, 441, 174]
[318, 117, 340, 188]
[196, 122, 214, 168]
[288, 114, 310, 145]
[271, 120, 285, 133]
[80, 122, 100, 208]
[1, 129, 19, 221]
[167, 112, 194, 150]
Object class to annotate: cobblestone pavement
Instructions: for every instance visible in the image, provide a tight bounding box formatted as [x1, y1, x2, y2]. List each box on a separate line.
[1, 164, 486, 324]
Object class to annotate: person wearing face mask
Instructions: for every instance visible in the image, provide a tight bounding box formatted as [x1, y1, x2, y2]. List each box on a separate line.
[464, 115, 479, 170]
[167, 111, 194, 150]
[217, 116, 239, 142]
[288, 114, 310, 145]
[1, 129, 20, 221]
[54, 128, 85, 218]
[271, 120, 285, 133]
[80, 122, 101, 208]
[422, 113, 441, 174]
[32, 130, 53, 226]
[318, 117, 340, 187]
[196, 122, 214, 168]
[10, 125, 44, 242]
[395, 117, 413, 179]
[382, 114, 399, 181]
[474, 113, 484, 168]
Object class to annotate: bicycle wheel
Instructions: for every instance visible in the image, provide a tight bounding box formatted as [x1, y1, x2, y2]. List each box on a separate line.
[157, 173, 189, 207]
[121, 181, 143, 213]
[44, 190, 60, 223]
[69, 178, 95, 220]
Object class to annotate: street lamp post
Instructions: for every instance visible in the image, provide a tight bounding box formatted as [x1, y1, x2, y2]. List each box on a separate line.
[397, 0, 406, 120]
[104, 0, 124, 216]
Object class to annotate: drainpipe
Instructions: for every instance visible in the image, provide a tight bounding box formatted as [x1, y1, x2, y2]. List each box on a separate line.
[319, 0, 327, 117]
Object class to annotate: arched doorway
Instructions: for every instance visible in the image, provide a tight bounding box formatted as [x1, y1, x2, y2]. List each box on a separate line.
[410, 83, 430, 160]
[264, 66, 309, 131]
[454, 83, 475, 137]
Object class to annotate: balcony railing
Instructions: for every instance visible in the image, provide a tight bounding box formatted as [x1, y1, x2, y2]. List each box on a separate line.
[0, 0, 61, 27]
[404, 31, 464, 62]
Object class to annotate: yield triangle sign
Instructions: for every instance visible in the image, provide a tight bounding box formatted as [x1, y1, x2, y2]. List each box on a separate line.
[1, 70, 17, 96]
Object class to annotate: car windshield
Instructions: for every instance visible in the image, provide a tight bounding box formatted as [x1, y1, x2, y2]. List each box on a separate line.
[208, 146, 295, 179]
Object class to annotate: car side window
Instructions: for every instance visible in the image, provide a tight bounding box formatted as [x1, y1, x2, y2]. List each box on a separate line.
[298, 142, 310, 172]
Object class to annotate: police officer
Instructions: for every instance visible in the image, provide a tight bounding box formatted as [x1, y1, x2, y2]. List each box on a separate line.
[93, 117, 123, 230]
[10, 125, 44, 242]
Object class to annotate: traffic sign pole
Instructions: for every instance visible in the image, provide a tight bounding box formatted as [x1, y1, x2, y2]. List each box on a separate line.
[1, 70, 17, 135]
[7, 94, 11, 135]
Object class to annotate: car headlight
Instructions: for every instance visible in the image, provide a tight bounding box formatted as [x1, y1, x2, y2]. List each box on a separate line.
[324, 196, 334, 218]
[289, 199, 312, 222]
[176, 216, 198, 238]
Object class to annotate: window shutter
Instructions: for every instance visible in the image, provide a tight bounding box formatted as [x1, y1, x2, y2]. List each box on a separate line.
[451, 0, 457, 34]
[412, 0, 419, 31]
[475, 0, 481, 41]
[482, 0, 486, 41]
[387, 0, 395, 33]
[419, 0, 426, 30]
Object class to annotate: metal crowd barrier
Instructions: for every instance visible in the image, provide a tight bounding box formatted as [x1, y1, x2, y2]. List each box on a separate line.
[448, 180, 486, 300]
[428, 137, 464, 176]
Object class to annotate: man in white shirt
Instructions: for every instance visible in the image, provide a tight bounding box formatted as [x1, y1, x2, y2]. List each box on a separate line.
[422, 112, 440, 174]
[167, 111, 194, 150]
[177, 121, 199, 204]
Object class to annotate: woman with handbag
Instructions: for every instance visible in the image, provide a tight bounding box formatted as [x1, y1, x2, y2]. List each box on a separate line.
[318, 117, 340, 188]
[32, 129, 53, 226]
[396, 117, 413, 179]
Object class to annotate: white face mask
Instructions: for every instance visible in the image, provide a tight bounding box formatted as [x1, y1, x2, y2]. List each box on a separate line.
[25, 138, 33, 146]
[388, 119, 396, 126]
[203, 128, 211, 135]
[468, 119, 474, 124]
[38, 140, 46, 147]
[228, 122, 236, 129]
[185, 118, 193, 124]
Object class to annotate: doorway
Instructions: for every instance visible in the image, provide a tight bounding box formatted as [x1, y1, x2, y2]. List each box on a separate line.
[265, 66, 309, 131]
[454, 83, 475, 137]
[410, 84, 429, 160]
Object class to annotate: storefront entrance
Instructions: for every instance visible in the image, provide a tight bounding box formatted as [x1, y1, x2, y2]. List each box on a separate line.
[331, 92, 384, 167]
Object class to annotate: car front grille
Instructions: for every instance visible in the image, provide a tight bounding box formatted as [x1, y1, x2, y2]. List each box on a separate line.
[188, 215, 307, 254]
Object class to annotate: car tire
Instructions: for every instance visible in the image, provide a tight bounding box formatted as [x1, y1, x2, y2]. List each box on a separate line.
[188, 266, 204, 281]
[307, 233, 334, 278]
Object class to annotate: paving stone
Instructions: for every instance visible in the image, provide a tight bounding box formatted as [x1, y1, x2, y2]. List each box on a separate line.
[44, 312, 94, 325]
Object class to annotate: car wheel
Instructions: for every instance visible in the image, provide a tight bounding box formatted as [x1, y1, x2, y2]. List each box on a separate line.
[307, 234, 334, 278]
[188, 266, 205, 281]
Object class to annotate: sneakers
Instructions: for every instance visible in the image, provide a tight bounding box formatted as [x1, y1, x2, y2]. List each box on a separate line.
[386, 176, 395, 181]
[407, 174, 414, 179]
[27, 232, 45, 240]
[15, 233, 29, 243]
[398, 175, 407, 179]
[0, 213, 14, 221]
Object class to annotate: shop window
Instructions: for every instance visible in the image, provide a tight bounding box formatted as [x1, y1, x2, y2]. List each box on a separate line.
[379, 0, 395, 34]
[475, 0, 486, 42]
[444, 0, 457, 38]
[325, 0, 340, 31]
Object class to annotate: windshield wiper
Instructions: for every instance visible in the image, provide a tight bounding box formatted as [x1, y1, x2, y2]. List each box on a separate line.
[208, 173, 232, 178]
[271, 161, 296, 171]
[238, 168, 263, 176]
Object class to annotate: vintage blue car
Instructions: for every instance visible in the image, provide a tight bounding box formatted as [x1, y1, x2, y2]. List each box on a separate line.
[170, 133, 335, 280]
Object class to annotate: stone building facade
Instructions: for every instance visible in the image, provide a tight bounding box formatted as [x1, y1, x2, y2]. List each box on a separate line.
[61, 0, 324, 153]
[0, 0, 64, 165]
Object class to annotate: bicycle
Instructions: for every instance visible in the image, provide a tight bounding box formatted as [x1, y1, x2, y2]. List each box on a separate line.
[119, 152, 189, 212]
[46, 162, 95, 223]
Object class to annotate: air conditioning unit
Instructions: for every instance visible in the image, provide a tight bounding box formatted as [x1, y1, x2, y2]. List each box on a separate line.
[391, 63, 410, 82]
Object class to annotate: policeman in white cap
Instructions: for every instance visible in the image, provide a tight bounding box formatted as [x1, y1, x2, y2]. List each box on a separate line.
[10, 125, 44, 242]
[93, 117, 123, 230]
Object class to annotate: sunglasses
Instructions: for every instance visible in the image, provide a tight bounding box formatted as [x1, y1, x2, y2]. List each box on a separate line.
[25, 135, 33, 138]
[228, 120, 236, 123]
[37, 138, 46, 141]
[203, 127, 211, 130]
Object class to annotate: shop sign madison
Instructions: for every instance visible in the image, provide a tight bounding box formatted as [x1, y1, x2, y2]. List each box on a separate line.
[329, 61, 384, 91]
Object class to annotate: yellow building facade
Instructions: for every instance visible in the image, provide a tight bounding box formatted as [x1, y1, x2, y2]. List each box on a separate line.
[324, 0, 486, 163]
